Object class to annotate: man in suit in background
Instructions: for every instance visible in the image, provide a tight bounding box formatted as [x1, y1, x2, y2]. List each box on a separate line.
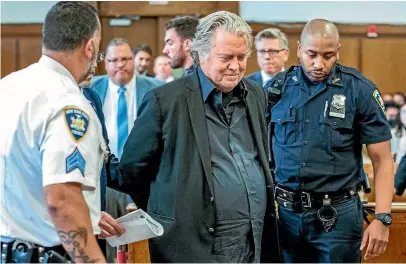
[91, 37, 163, 262]
[247, 28, 289, 89]
[153, 55, 174, 83]
[163, 16, 199, 76]
[133, 43, 153, 77]
[120, 11, 278, 263]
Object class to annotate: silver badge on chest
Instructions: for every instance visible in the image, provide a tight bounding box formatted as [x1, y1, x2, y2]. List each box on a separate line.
[329, 94, 346, 118]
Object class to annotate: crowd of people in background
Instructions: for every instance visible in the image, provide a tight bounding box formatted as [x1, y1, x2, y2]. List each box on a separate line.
[382, 92, 406, 163]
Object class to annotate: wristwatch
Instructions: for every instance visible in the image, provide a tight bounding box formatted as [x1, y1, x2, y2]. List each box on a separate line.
[375, 213, 392, 226]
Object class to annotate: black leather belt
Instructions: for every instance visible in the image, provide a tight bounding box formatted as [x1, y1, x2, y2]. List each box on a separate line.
[275, 185, 360, 212]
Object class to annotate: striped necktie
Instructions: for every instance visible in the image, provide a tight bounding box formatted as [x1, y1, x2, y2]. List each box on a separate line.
[117, 86, 128, 159]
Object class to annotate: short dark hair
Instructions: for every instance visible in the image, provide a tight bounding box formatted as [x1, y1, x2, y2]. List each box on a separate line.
[105, 38, 132, 54]
[165, 16, 199, 40]
[133, 44, 152, 57]
[42, 1, 99, 52]
[385, 102, 400, 110]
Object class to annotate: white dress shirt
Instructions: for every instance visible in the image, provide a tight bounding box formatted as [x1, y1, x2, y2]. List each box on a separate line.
[103, 75, 137, 157]
[0, 55, 104, 246]
[165, 76, 175, 83]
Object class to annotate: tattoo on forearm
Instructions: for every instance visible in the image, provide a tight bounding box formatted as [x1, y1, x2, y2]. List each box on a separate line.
[58, 227, 100, 263]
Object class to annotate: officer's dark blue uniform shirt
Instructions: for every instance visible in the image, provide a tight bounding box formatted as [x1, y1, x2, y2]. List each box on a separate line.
[266, 64, 392, 192]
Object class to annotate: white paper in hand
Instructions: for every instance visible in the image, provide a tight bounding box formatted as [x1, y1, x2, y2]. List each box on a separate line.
[106, 209, 164, 247]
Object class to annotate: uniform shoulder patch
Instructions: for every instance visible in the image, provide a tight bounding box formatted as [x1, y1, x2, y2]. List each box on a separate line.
[64, 107, 90, 142]
[372, 89, 386, 113]
[66, 147, 86, 176]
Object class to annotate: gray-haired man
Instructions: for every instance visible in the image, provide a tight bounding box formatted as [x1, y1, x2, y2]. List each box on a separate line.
[247, 28, 290, 88]
[119, 11, 278, 263]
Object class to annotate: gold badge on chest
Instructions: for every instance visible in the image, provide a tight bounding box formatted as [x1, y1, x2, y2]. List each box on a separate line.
[329, 94, 346, 118]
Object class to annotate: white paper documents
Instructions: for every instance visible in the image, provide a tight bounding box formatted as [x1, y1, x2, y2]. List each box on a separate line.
[106, 209, 164, 247]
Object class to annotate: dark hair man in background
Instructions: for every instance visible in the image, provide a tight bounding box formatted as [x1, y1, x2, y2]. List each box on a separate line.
[133, 43, 153, 77]
[163, 16, 199, 76]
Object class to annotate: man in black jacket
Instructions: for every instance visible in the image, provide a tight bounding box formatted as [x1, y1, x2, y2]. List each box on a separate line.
[119, 11, 278, 263]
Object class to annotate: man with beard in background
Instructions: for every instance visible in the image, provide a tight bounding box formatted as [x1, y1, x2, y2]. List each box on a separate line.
[162, 16, 199, 76]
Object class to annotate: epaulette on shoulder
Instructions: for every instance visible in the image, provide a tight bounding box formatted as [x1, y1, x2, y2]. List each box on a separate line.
[338, 64, 376, 89]
[267, 65, 298, 92]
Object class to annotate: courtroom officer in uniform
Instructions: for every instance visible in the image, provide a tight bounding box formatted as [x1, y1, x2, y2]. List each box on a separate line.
[264, 19, 394, 263]
[0, 2, 106, 263]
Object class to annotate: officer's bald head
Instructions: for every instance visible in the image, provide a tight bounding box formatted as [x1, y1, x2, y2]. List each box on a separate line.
[300, 19, 339, 46]
[297, 19, 340, 82]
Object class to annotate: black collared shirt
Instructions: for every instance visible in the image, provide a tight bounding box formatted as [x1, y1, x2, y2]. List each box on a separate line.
[198, 67, 267, 263]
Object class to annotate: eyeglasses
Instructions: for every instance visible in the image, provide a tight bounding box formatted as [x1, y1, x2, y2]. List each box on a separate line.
[257, 48, 285, 57]
[106, 56, 134, 65]
[97, 51, 105, 62]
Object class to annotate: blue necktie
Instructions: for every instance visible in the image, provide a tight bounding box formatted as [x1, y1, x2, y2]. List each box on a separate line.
[117, 86, 128, 159]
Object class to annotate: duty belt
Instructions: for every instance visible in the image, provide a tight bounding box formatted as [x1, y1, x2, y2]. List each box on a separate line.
[275, 185, 360, 212]
[1, 239, 70, 263]
[275, 185, 360, 232]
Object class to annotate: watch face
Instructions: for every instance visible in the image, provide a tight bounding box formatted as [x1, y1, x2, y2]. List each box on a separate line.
[384, 215, 392, 224]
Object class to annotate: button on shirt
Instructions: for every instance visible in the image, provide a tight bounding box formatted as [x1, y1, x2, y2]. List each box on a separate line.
[270, 65, 392, 192]
[103, 76, 136, 157]
[198, 67, 267, 263]
[0, 55, 105, 246]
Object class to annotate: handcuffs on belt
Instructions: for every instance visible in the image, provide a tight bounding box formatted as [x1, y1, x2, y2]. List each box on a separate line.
[317, 194, 338, 232]
[1, 240, 70, 263]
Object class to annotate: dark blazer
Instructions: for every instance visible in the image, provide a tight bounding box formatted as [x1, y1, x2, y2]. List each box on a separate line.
[247, 70, 263, 86]
[119, 69, 279, 262]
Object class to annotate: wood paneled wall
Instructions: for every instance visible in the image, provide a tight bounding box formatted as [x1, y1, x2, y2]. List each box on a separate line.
[1, 1, 405, 94]
[1, 24, 42, 78]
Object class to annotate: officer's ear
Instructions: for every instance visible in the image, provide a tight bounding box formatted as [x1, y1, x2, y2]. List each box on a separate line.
[83, 38, 96, 61]
[336, 44, 341, 60]
[297, 41, 302, 58]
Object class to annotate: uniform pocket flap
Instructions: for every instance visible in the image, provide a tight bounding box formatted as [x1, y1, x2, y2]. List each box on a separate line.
[319, 114, 353, 129]
[271, 106, 296, 124]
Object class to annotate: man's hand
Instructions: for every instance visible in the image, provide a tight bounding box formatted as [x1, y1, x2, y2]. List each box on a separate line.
[98, 211, 125, 239]
[126, 202, 138, 212]
[360, 219, 389, 260]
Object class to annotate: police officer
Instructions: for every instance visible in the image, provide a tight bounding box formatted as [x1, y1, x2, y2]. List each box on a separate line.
[0, 2, 106, 263]
[265, 19, 394, 262]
